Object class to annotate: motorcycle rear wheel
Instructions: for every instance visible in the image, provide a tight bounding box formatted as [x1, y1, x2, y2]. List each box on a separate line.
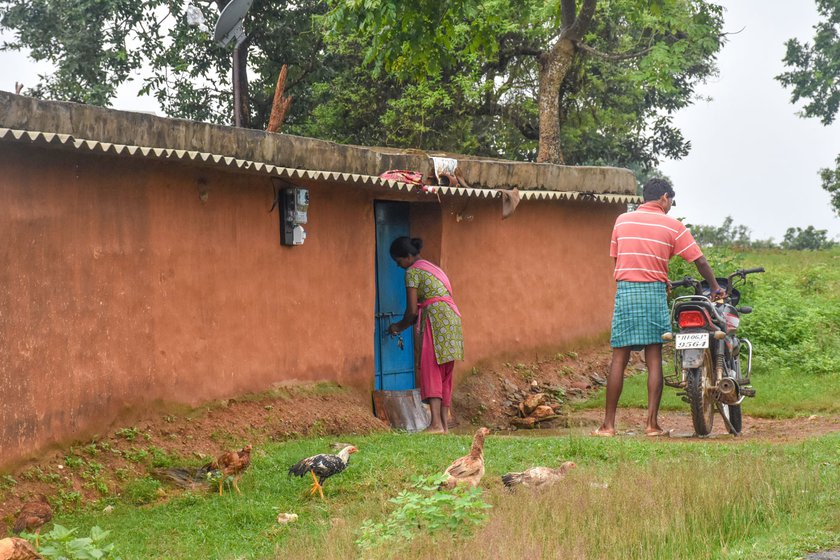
[686, 350, 715, 436]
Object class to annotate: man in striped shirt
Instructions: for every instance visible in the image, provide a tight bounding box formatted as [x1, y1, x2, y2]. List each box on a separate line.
[594, 178, 723, 437]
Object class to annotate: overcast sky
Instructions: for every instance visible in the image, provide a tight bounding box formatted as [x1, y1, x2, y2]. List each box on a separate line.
[658, 0, 840, 241]
[1, 0, 838, 241]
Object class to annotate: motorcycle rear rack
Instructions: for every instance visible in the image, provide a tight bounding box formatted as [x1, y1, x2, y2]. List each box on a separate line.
[740, 337, 753, 377]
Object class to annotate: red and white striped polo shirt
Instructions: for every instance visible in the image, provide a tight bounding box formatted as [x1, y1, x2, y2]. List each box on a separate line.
[610, 202, 703, 282]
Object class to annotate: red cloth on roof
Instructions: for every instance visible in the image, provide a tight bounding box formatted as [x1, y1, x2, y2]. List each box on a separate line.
[379, 170, 425, 186]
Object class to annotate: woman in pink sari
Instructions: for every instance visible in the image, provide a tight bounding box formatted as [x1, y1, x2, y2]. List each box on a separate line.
[387, 237, 464, 433]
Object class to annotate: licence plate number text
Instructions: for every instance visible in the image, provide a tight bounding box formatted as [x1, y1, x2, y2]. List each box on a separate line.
[675, 333, 709, 349]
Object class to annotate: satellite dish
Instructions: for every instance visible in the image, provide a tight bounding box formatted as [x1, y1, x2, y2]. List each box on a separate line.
[214, 0, 254, 47]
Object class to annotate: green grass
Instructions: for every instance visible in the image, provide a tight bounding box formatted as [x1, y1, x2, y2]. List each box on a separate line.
[29, 248, 840, 558]
[47, 431, 840, 559]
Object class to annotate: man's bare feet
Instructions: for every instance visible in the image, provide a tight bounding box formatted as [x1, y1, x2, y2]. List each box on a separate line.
[424, 426, 446, 434]
[591, 427, 616, 437]
[644, 428, 671, 437]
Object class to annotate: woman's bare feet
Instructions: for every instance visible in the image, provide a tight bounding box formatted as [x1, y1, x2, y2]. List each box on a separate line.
[424, 427, 446, 434]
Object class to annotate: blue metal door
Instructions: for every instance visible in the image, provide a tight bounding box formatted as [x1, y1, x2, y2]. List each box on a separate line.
[374, 201, 416, 390]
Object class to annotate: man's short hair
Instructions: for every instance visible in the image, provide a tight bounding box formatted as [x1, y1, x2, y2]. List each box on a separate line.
[642, 178, 676, 202]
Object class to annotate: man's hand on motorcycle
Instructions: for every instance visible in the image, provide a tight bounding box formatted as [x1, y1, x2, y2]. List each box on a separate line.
[710, 287, 726, 300]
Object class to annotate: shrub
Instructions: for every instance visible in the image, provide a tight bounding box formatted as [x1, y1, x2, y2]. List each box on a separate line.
[36, 525, 121, 560]
[356, 474, 492, 551]
[122, 476, 161, 505]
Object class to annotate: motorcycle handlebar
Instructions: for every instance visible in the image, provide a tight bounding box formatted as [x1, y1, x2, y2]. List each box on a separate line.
[670, 277, 698, 289]
[728, 266, 765, 287]
[670, 267, 765, 295]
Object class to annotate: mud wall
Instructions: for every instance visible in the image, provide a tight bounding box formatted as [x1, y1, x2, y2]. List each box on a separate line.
[0, 144, 378, 468]
[438, 196, 620, 367]
[0, 143, 622, 469]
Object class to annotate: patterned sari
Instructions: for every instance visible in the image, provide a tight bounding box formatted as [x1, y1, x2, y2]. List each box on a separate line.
[406, 260, 464, 405]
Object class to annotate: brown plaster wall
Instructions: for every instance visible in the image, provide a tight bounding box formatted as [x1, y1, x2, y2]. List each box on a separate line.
[0, 144, 378, 467]
[0, 141, 622, 469]
[437, 196, 620, 369]
[409, 203, 443, 264]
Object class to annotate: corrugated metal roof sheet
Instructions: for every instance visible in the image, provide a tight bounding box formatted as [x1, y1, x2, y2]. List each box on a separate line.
[0, 127, 642, 204]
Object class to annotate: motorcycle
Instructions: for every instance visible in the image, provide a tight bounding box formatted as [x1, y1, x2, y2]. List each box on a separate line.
[663, 267, 765, 436]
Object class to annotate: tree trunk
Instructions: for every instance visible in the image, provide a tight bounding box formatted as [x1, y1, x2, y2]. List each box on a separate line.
[536, 38, 576, 164]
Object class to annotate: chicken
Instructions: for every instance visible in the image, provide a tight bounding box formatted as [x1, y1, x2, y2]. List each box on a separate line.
[0, 537, 42, 559]
[501, 461, 576, 490]
[155, 444, 253, 495]
[441, 427, 490, 489]
[12, 495, 52, 548]
[288, 445, 358, 499]
[207, 444, 253, 496]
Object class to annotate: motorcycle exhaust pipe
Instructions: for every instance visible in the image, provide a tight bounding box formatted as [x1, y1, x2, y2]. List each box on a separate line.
[716, 377, 739, 404]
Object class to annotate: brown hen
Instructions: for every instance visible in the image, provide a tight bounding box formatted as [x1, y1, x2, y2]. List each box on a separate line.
[208, 444, 252, 495]
[12, 495, 52, 548]
[441, 427, 490, 489]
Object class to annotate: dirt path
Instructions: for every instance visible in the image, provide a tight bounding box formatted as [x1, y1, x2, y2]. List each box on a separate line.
[566, 408, 840, 442]
[453, 346, 840, 444]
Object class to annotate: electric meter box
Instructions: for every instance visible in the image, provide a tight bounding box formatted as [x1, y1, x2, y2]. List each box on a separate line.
[280, 187, 309, 246]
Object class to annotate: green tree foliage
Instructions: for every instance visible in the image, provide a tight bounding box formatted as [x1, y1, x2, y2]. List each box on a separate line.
[686, 215, 754, 247]
[1, 0, 150, 106]
[777, 0, 840, 126]
[2, 0, 724, 171]
[777, 0, 840, 215]
[684, 216, 838, 250]
[0, 0, 335, 128]
[819, 154, 840, 217]
[782, 225, 837, 250]
[321, 0, 725, 166]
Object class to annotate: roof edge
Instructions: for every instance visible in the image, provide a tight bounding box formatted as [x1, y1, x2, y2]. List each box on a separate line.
[0, 91, 637, 195]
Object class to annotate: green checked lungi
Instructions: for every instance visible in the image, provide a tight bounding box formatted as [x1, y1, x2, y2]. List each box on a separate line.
[610, 281, 670, 350]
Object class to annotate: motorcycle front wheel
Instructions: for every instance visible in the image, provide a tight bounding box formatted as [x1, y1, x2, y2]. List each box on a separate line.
[686, 350, 715, 436]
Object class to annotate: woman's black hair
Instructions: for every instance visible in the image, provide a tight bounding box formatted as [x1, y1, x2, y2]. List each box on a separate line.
[390, 236, 423, 259]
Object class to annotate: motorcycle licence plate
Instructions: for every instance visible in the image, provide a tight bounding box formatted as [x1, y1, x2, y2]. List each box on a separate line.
[675, 333, 709, 349]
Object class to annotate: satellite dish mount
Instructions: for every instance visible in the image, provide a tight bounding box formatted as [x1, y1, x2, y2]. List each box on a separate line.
[213, 0, 255, 127]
